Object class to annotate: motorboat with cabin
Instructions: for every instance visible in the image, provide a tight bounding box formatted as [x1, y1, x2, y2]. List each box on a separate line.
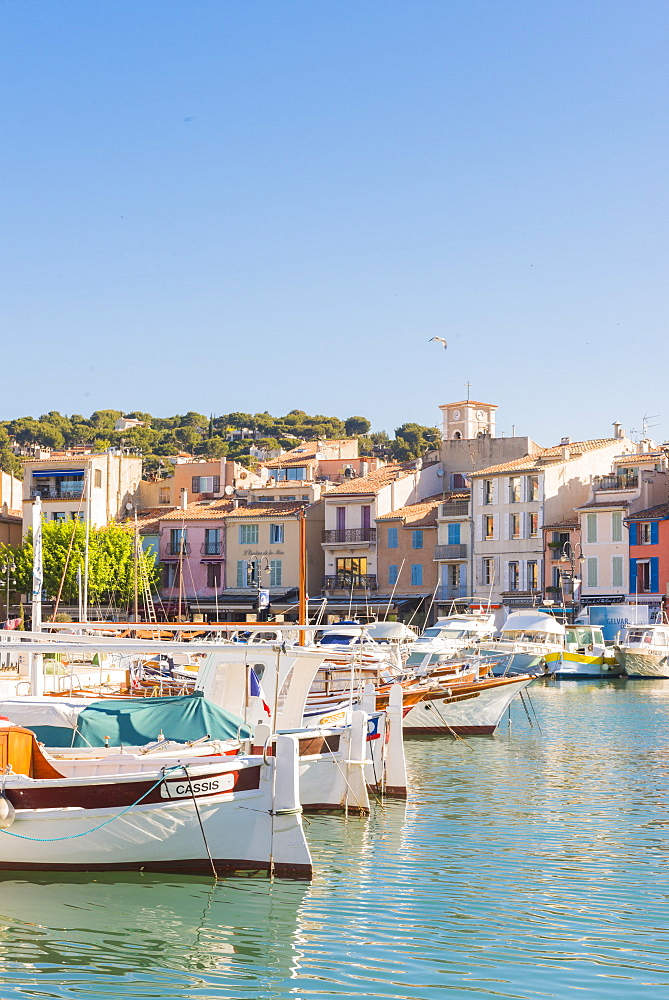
[613, 624, 669, 678]
[543, 624, 622, 679]
[405, 612, 497, 675]
[473, 610, 566, 675]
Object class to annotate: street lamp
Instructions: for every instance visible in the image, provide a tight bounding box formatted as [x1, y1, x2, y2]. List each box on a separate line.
[249, 556, 271, 621]
[559, 541, 584, 614]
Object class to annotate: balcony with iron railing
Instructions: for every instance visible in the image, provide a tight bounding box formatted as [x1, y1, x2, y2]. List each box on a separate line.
[162, 541, 191, 559]
[594, 473, 638, 491]
[434, 543, 468, 561]
[439, 502, 469, 518]
[322, 528, 377, 545]
[200, 541, 222, 557]
[30, 488, 85, 501]
[323, 574, 378, 591]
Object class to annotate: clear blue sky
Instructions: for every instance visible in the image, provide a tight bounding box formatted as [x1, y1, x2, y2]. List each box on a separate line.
[2, 1, 667, 446]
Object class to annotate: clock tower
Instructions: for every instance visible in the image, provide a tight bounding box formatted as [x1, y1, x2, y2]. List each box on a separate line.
[438, 400, 497, 441]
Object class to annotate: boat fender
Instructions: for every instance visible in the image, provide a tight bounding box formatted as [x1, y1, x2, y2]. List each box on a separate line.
[0, 795, 15, 829]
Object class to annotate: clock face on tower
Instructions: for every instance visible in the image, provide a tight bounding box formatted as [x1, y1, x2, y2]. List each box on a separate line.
[451, 409, 461, 420]
[476, 409, 486, 420]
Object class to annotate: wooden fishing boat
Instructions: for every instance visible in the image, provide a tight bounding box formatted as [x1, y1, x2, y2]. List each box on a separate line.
[0, 720, 311, 878]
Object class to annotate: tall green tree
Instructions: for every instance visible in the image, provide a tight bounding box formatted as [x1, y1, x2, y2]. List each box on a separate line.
[3, 521, 159, 606]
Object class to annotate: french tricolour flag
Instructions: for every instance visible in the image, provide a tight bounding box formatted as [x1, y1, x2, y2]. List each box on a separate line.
[250, 669, 272, 718]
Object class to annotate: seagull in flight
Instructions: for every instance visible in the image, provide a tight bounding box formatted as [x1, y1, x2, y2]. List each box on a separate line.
[429, 337, 448, 349]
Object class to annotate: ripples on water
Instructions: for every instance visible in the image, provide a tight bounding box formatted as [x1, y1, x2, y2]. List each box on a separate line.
[0, 681, 668, 999]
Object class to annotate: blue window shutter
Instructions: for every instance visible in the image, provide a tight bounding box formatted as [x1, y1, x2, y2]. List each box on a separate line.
[629, 558, 637, 593]
[629, 522, 637, 545]
[388, 526, 398, 549]
[411, 564, 422, 585]
[448, 523, 460, 545]
[651, 521, 659, 544]
[388, 565, 398, 585]
[651, 557, 659, 592]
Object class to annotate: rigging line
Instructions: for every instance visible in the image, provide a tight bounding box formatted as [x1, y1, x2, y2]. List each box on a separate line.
[383, 558, 405, 622]
[182, 763, 218, 880]
[425, 697, 476, 751]
[518, 689, 534, 729]
[523, 686, 543, 734]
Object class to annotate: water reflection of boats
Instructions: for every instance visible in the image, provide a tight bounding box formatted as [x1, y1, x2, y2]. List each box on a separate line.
[0, 873, 309, 976]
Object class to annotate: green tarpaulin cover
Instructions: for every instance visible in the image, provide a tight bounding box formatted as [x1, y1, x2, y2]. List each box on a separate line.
[36, 692, 251, 748]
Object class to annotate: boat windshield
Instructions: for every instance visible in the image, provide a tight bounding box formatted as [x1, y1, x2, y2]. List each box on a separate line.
[626, 628, 668, 646]
[566, 627, 604, 646]
[501, 630, 557, 644]
[420, 628, 466, 640]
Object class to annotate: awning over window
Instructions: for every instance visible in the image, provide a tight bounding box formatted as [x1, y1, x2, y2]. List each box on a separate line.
[32, 469, 85, 477]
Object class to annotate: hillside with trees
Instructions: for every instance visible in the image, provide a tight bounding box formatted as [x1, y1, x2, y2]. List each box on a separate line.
[0, 409, 441, 478]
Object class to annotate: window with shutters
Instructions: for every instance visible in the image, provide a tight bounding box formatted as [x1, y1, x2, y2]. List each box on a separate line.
[612, 556, 623, 587]
[528, 512, 539, 537]
[483, 480, 494, 505]
[411, 564, 423, 586]
[482, 558, 495, 585]
[586, 513, 598, 543]
[206, 563, 221, 588]
[269, 560, 282, 586]
[587, 557, 598, 588]
[192, 476, 220, 494]
[636, 559, 651, 592]
[639, 523, 652, 544]
[509, 477, 521, 503]
[510, 513, 521, 538]
[239, 524, 259, 544]
[387, 526, 398, 549]
[527, 561, 538, 590]
[269, 523, 284, 544]
[484, 515, 494, 540]
[527, 475, 539, 501]
[388, 564, 398, 585]
[508, 562, 519, 590]
[412, 530, 423, 549]
[611, 511, 623, 542]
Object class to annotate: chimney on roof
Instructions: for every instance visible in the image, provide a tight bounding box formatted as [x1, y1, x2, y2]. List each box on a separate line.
[180, 488, 188, 510]
[560, 436, 571, 446]
[613, 421, 624, 440]
[561, 446, 570, 461]
[232, 498, 239, 510]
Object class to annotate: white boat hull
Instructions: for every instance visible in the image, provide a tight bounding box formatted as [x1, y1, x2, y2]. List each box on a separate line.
[0, 740, 312, 878]
[402, 675, 534, 735]
[614, 648, 669, 678]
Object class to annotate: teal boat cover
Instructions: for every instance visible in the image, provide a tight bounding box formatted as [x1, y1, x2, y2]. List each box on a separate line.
[34, 692, 251, 748]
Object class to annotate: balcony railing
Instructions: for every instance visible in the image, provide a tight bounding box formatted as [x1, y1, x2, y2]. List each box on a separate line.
[440, 502, 469, 517]
[200, 542, 222, 556]
[163, 542, 191, 558]
[434, 544, 468, 560]
[31, 489, 84, 501]
[595, 473, 638, 491]
[323, 574, 378, 591]
[436, 585, 468, 600]
[322, 528, 377, 544]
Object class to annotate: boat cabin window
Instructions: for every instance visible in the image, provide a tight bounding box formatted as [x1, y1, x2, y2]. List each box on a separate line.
[626, 628, 655, 644]
[566, 627, 604, 648]
[253, 663, 266, 681]
[502, 630, 557, 644]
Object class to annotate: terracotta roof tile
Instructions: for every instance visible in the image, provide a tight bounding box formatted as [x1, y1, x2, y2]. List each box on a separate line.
[470, 438, 623, 477]
[323, 463, 416, 496]
[156, 499, 312, 522]
[614, 453, 666, 465]
[576, 500, 631, 509]
[376, 495, 443, 527]
[264, 439, 357, 469]
[542, 517, 579, 530]
[626, 503, 669, 521]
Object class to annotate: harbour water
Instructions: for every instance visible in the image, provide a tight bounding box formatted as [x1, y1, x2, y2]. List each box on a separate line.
[0, 680, 668, 999]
